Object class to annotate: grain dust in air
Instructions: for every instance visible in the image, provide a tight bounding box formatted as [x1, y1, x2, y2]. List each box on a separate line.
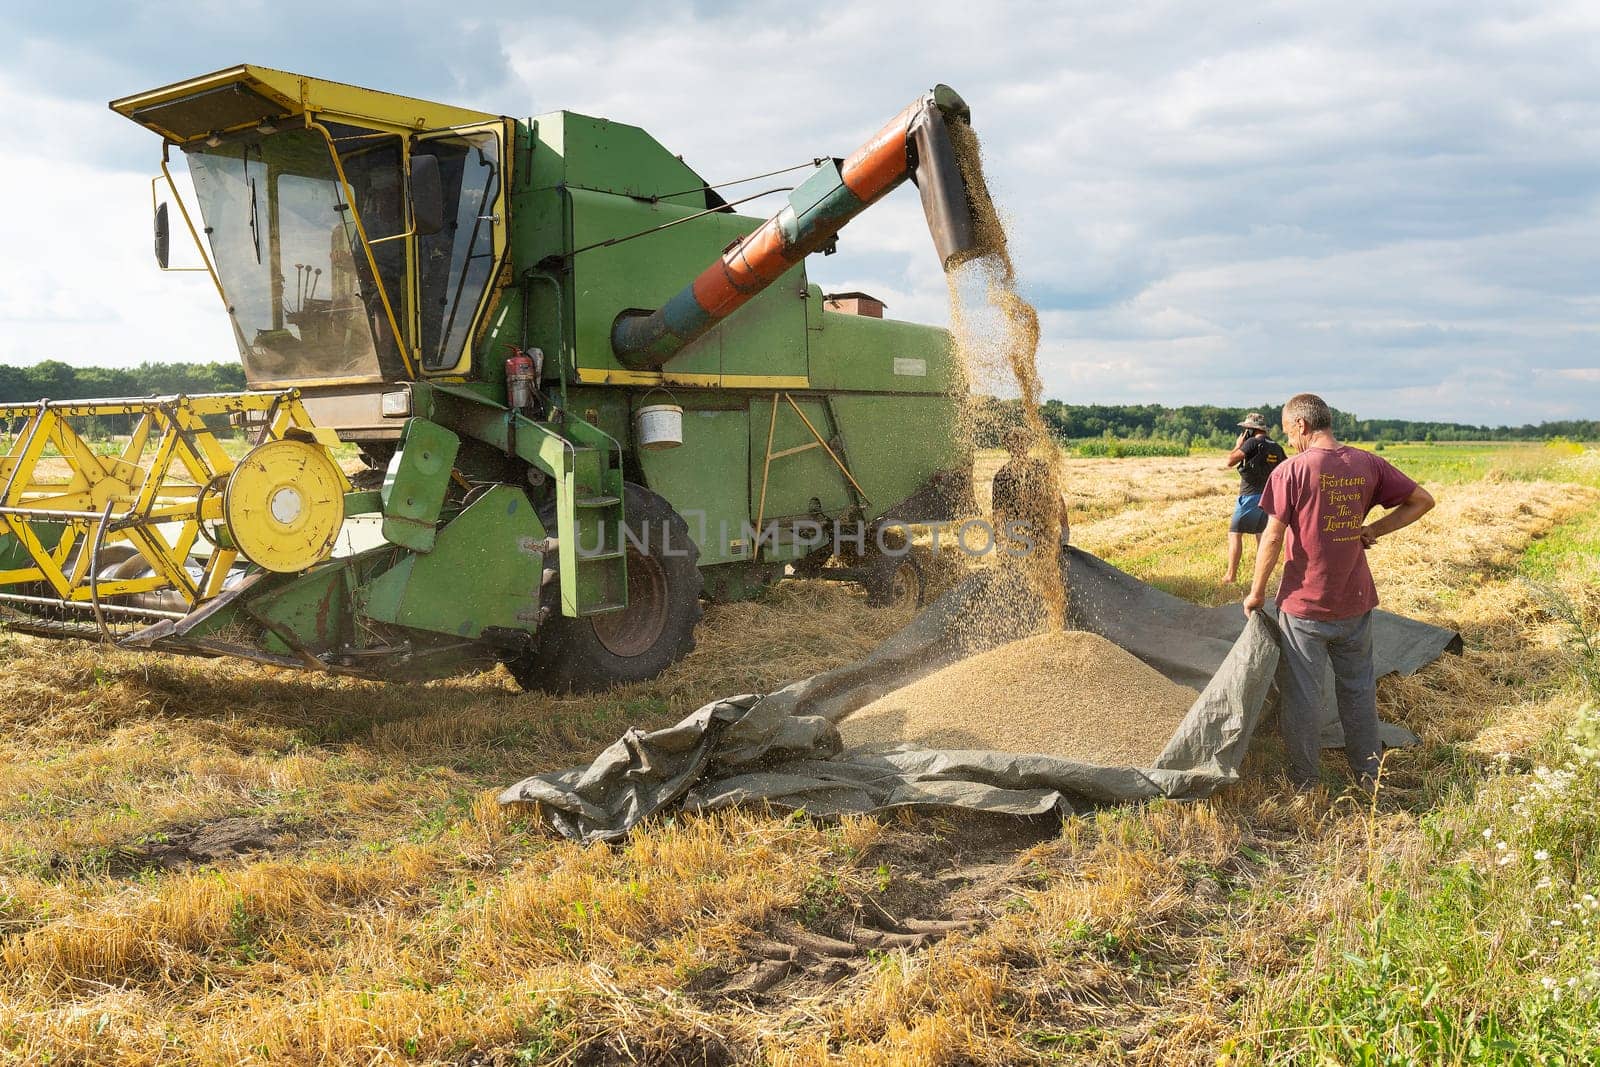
[943, 120, 1067, 630]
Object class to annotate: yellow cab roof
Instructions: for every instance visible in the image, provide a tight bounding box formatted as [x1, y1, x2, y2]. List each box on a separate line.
[109, 64, 500, 143]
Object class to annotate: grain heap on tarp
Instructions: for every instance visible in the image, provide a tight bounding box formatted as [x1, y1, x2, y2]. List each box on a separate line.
[838, 631, 1200, 766]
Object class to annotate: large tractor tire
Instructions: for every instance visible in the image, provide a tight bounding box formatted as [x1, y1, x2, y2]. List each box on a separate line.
[508, 483, 703, 694]
[862, 548, 927, 609]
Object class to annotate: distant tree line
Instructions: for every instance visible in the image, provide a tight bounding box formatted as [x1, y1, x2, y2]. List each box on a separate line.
[973, 397, 1598, 449]
[0, 361, 249, 436]
[0, 361, 246, 405]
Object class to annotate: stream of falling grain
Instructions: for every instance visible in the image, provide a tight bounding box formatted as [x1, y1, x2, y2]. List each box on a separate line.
[945, 121, 1067, 627]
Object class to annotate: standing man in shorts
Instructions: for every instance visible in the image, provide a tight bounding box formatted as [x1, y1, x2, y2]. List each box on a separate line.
[1222, 413, 1286, 583]
[1243, 394, 1435, 791]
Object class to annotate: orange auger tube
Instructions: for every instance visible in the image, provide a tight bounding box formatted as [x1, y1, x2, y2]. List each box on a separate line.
[611, 85, 979, 370]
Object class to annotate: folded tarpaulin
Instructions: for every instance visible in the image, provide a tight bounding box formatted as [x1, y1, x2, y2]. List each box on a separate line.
[500, 549, 1462, 844]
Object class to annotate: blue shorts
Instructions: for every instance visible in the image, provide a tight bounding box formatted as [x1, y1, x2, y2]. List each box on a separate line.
[1230, 492, 1267, 535]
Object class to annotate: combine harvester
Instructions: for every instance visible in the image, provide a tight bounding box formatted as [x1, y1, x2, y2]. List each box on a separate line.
[0, 67, 983, 691]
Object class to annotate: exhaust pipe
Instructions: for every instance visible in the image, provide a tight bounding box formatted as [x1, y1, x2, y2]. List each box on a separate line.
[612, 85, 984, 371]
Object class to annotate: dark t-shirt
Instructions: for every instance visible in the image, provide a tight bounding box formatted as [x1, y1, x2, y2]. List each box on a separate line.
[1238, 435, 1286, 494]
[1259, 446, 1419, 620]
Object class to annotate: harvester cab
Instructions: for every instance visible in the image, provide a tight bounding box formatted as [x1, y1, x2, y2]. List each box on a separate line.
[0, 65, 985, 692]
[120, 68, 508, 425]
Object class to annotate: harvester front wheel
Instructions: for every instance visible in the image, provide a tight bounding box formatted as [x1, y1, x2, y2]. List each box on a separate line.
[508, 484, 703, 693]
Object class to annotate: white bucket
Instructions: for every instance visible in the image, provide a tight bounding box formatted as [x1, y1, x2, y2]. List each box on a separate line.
[635, 403, 684, 450]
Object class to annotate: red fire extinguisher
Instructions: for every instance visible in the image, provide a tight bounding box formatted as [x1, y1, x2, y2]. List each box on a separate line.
[505, 346, 542, 411]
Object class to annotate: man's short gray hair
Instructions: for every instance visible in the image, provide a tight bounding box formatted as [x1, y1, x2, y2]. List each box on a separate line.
[1283, 393, 1332, 433]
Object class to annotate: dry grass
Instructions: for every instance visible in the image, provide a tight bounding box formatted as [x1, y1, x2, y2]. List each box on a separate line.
[0, 447, 1594, 1064]
[975, 449, 1230, 524]
[1069, 470, 1597, 611]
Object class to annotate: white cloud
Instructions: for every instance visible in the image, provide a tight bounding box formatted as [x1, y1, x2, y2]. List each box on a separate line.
[4, 0, 1600, 423]
[0, 74, 235, 366]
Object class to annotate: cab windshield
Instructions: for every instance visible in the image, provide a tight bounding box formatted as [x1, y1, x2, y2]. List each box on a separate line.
[186, 126, 407, 385]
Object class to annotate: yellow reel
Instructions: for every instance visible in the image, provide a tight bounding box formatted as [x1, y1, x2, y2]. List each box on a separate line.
[224, 439, 345, 573]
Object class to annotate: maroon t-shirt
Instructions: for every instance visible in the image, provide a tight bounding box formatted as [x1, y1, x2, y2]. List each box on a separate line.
[1258, 446, 1418, 621]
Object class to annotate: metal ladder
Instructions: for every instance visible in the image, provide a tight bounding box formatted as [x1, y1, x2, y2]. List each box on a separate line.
[562, 441, 627, 617]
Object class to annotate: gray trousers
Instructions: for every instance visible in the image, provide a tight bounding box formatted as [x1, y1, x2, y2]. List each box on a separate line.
[1277, 609, 1381, 785]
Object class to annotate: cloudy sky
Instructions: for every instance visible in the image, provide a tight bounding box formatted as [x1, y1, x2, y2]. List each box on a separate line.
[5, 1, 1599, 424]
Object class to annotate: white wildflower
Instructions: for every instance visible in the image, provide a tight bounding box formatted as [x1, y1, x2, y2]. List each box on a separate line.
[1534, 850, 1550, 861]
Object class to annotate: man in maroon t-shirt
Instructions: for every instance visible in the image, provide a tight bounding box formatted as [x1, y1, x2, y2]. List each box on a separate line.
[1243, 393, 1435, 791]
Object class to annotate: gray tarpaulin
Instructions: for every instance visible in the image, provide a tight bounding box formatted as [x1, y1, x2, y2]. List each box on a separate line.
[501, 549, 1462, 843]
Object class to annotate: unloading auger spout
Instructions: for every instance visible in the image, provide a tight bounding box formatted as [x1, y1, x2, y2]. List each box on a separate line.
[610, 85, 986, 371]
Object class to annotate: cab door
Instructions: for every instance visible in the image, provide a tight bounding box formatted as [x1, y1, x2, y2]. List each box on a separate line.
[411, 122, 511, 378]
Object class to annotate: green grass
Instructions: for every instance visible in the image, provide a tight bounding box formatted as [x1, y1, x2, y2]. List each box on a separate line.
[1352, 440, 1593, 486]
[1070, 437, 1191, 458]
[1246, 703, 1600, 1065]
[1522, 506, 1600, 582]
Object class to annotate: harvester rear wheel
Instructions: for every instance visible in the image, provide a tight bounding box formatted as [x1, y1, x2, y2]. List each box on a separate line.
[508, 484, 703, 693]
[863, 550, 926, 609]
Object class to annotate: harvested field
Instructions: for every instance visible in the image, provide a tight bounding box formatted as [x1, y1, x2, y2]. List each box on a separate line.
[0, 444, 1596, 1064]
[975, 449, 1231, 523]
[1070, 469, 1598, 610]
[838, 630, 1199, 765]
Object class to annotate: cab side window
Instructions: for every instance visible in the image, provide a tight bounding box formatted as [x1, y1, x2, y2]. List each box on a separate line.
[416, 133, 500, 370]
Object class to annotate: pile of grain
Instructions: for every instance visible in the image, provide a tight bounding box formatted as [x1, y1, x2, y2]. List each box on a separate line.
[838, 631, 1199, 766]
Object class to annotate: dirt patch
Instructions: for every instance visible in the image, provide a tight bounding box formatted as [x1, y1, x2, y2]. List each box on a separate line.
[102, 816, 300, 877]
[464, 1035, 734, 1067]
[838, 630, 1199, 765]
[697, 813, 1061, 1004]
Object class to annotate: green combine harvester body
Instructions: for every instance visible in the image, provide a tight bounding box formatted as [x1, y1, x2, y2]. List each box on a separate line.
[0, 66, 979, 691]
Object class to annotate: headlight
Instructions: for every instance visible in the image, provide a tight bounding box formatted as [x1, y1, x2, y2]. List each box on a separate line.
[380, 386, 412, 418]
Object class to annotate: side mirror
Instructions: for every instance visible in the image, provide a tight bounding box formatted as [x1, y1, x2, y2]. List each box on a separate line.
[154, 202, 171, 269]
[410, 153, 444, 237]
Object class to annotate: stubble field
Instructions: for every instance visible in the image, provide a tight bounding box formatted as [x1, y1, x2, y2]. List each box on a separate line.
[1, 441, 1597, 1064]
